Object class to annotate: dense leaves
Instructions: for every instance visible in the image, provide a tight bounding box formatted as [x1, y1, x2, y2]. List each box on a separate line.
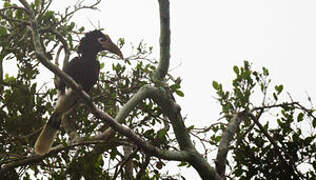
[0, 0, 315, 179]
[211, 62, 316, 179]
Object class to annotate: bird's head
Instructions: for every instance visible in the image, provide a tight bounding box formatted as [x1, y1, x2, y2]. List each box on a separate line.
[78, 30, 123, 59]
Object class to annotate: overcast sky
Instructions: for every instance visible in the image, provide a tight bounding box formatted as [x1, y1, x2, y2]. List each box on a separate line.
[4, 0, 316, 178]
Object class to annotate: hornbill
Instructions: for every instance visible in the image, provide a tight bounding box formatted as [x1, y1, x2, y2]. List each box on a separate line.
[34, 30, 123, 155]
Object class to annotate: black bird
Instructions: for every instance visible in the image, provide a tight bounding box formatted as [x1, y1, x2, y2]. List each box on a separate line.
[34, 30, 123, 155]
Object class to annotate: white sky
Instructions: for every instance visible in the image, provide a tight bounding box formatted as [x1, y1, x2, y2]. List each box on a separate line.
[4, 0, 316, 178]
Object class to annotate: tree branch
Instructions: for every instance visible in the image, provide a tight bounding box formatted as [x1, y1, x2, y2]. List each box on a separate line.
[147, 86, 194, 150]
[143, 86, 220, 179]
[252, 102, 298, 112]
[0, 140, 113, 173]
[50, 29, 70, 66]
[93, 85, 156, 140]
[154, 0, 170, 80]
[215, 112, 245, 177]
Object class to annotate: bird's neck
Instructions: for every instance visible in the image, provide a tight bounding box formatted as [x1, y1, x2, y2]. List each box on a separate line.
[81, 52, 98, 61]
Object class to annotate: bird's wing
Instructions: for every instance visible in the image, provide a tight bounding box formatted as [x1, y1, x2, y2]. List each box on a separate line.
[56, 57, 81, 94]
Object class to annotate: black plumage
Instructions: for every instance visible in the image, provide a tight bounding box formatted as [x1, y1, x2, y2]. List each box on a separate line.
[58, 56, 100, 93]
[57, 30, 123, 93]
[34, 30, 123, 155]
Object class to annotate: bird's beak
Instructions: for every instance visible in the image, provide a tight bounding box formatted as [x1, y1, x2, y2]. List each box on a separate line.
[101, 41, 124, 59]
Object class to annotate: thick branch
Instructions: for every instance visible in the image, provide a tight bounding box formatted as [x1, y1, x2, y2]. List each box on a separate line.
[143, 86, 220, 180]
[154, 0, 170, 80]
[94, 85, 155, 140]
[146, 86, 194, 150]
[215, 112, 244, 177]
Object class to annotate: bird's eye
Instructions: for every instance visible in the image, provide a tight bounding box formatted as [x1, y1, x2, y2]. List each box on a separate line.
[98, 37, 106, 43]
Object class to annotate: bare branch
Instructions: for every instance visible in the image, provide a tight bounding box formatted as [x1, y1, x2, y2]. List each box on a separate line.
[252, 102, 298, 112]
[215, 112, 245, 177]
[154, 0, 170, 80]
[59, 0, 101, 23]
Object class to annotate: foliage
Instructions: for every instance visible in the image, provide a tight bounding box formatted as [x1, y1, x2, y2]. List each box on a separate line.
[211, 61, 316, 179]
[0, 0, 315, 180]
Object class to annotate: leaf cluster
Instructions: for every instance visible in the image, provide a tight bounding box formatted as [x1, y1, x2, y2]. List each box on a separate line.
[211, 61, 316, 179]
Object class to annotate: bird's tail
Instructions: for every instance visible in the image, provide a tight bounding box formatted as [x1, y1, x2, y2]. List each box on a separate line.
[34, 113, 61, 155]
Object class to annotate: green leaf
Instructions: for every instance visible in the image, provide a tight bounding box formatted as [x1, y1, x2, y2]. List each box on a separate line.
[304, 136, 314, 145]
[157, 129, 167, 139]
[263, 122, 269, 130]
[212, 81, 219, 90]
[0, 27, 7, 36]
[262, 67, 269, 76]
[215, 136, 221, 143]
[175, 90, 184, 97]
[100, 62, 105, 70]
[187, 125, 194, 131]
[297, 112, 304, 122]
[273, 92, 278, 101]
[170, 83, 180, 91]
[233, 65, 239, 75]
[79, 26, 85, 32]
[143, 129, 155, 138]
[275, 85, 283, 95]
[45, 10, 55, 19]
[4, 2, 10, 8]
[118, 38, 125, 47]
